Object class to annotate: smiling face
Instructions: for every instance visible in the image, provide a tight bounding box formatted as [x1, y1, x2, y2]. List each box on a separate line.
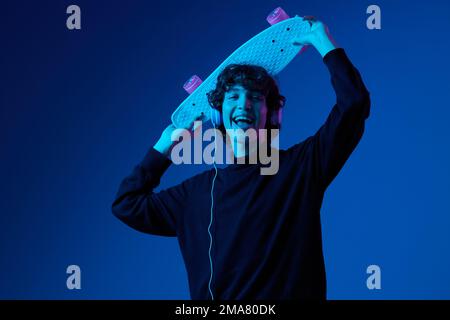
[206, 64, 286, 152]
[222, 84, 268, 132]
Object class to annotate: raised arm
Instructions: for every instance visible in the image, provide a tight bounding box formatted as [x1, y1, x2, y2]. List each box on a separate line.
[112, 147, 184, 236]
[292, 17, 371, 187]
[112, 118, 202, 236]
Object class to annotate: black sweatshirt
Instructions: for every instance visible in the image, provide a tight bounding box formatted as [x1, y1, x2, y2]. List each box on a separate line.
[112, 48, 370, 300]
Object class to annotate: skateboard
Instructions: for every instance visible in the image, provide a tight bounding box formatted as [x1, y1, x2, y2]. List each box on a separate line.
[171, 7, 311, 129]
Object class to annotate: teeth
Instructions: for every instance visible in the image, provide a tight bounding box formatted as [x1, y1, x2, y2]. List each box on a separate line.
[233, 116, 253, 123]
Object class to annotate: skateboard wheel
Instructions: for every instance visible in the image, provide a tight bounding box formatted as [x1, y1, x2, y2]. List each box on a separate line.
[266, 7, 290, 25]
[183, 75, 203, 94]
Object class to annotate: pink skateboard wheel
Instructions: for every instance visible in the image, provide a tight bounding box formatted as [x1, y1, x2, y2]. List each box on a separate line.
[266, 7, 290, 25]
[183, 75, 203, 94]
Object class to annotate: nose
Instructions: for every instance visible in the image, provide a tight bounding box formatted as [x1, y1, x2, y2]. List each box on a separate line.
[237, 97, 252, 110]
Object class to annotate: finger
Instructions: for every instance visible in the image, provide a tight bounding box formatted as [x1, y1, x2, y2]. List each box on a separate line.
[291, 35, 308, 46]
[303, 16, 317, 27]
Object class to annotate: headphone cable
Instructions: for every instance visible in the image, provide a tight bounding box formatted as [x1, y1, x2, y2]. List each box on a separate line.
[208, 109, 218, 300]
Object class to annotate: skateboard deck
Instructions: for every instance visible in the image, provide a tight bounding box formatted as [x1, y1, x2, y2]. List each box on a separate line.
[171, 8, 311, 128]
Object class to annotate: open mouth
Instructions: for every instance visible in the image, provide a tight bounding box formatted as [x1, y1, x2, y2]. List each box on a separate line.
[232, 115, 254, 128]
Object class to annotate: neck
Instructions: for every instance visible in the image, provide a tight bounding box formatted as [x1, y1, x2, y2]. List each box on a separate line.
[233, 140, 258, 158]
[226, 131, 270, 164]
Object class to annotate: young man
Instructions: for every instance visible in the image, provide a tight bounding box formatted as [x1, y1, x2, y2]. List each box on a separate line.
[112, 17, 370, 300]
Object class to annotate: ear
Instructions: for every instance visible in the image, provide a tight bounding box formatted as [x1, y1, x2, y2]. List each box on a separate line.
[211, 103, 221, 111]
[269, 108, 283, 128]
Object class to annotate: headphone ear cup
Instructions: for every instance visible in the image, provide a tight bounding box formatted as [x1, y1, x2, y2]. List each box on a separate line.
[270, 108, 283, 127]
[210, 108, 222, 126]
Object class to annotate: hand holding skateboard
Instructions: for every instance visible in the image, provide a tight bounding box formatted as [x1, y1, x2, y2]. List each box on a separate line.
[171, 7, 314, 130]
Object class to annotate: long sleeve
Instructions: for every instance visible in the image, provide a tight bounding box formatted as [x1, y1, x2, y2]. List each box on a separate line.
[111, 147, 189, 236]
[305, 48, 371, 188]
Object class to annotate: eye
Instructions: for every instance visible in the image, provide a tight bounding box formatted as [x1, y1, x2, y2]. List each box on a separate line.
[227, 94, 239, 100]
[251, 95, 264, 101]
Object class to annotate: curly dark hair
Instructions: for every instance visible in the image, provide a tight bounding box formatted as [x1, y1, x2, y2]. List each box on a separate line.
[207, 64, 286, 135]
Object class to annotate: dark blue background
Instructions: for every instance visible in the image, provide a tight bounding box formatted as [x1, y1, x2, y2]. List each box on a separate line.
[2, 0, 450, 299]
